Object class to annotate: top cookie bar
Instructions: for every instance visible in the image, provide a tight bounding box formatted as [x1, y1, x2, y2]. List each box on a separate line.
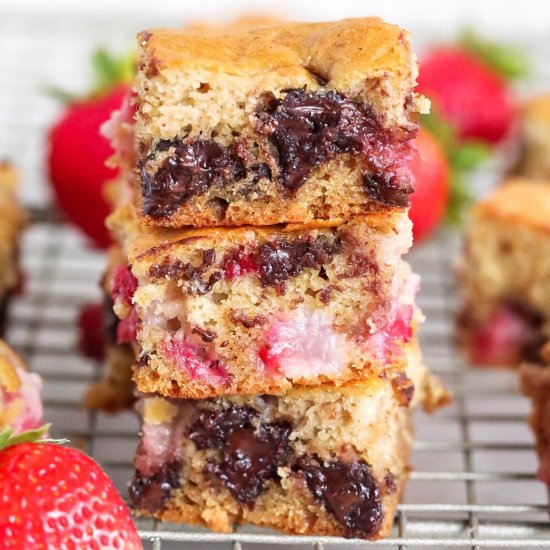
[133, 18, 427, 228]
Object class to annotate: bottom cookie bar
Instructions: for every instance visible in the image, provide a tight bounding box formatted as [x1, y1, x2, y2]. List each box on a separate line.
[130, 379, 412, 539]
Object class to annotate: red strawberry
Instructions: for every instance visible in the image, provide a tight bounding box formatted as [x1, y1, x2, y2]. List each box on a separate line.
[408, 127, 450, 242]
[0, 429, 142, 549]
[47, 50, 134, 249]
[417, 47, 516, 144]
[48, 85, 130, 248]
[77, 302, 105, 360]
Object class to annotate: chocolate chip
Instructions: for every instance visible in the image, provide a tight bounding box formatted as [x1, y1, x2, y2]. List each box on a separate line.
[294, 455, 383, 538]
[231, 310, 268, 328]
[202, 248, 216, 267]
[148, 256, 223, 295]
[142, 140, 246, 218]
[188, 406, 291, 506]
[129, 460, 181, 512]
[363, 174, 412, 207]
[192, 326, 217, 342]
[255, 235, 342, 288]
[256, 88, 415, 194]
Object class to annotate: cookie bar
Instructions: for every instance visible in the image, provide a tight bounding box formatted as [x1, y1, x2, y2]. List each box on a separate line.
[130, 379, 410, 538]
[83, 246, 135, 413]
[0, 163, 26, 334]
[0, 340, 43, 433]
[520, 342, 550, 484]
[133, 18, 428, 228]
[457, 179, 550, 366]
[513, 95, 550, 179]
[108, 204, 417, 399]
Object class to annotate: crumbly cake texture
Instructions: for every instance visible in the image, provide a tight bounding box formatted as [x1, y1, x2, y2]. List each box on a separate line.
[108, 204, 419, 399]
[83, 246, 135, 413]
[132, 18, 429, 228]
[520, 343, 550, 484]
[0, 339, 43, 433]
[0, 164, 26, 312]
[457, 179, 550, 366]
[129, 377, 413, 539]
[513, 95, 550, 179]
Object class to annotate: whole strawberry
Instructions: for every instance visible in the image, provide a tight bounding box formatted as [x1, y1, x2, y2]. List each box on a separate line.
[408, 127, 450, 242]
[0, 428, 142, 549]
[47, 50, 134, 248]
[417, 32, 527, 144]
[418, 47, 515, 143]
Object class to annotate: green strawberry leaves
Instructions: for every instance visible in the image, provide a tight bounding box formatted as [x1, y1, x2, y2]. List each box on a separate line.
[460, 28, 530, 80]
[421, 110, 491, 225]
[0, 425, 68, 452]
[46, 47, 135, 103]
[91, 48, 135, 96]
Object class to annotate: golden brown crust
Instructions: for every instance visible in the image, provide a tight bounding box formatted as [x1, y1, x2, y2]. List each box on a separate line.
[138, 18, 415, 91]
[472, 179, 550, 234]
[109, 203, 410, 264]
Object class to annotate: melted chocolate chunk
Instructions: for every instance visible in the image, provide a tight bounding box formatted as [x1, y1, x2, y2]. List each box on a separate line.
[141, 88, 415, 217]
[363, 174, 412, 207]
[255, 235, 342, 288]
[256, 88, 414, 196]
[188, 405, 291, 506]
[142, 140, 246, 217]
[294, 456, 383, 538]
[129, 460, 181, 512]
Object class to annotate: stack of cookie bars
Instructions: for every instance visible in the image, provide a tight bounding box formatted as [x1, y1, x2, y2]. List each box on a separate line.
[103, 18, 448, 540]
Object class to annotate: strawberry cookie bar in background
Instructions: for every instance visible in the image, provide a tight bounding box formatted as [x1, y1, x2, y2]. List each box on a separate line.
[513, 95, 550, 180]
[0, 163, 26, 335]
[457, 179, 550, 366]
[0, 340, 43, 434]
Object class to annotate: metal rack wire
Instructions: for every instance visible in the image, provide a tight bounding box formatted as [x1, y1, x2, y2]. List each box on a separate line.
[4, 215, 550, 549]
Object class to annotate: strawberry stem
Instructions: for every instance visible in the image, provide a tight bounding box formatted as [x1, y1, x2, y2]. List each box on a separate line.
[421, 110, 491, 226]
[0, 424, 69, 452]
[92, 48, 135, 96]
[460, 28, 530, 80]
[45, 47, 135, 104]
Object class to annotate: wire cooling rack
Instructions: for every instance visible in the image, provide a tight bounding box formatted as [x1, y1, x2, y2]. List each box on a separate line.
[2, 211, 549, 550]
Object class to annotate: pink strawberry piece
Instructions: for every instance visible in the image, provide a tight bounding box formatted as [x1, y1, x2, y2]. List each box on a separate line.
[117, 307, 139, 344]
[470, 306, 532, 366]
[163, 332, 229, 385]
[224, 252, 257, 280]
[111, 265, 138, 305]
[78, 302, 106, 360]
[259, 310, 346, 379]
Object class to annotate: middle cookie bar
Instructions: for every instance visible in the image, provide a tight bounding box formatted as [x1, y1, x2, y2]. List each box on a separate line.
[109, 205, 415, 399]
